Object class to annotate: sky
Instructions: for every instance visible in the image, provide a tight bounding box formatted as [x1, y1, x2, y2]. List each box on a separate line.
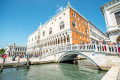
[0, 0, 111, 48]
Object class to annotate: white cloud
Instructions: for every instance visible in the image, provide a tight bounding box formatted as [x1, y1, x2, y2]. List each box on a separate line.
[56, 6, 64, 13]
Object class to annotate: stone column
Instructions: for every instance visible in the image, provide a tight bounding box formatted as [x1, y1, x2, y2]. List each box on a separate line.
[54, 38, 56, 46]
[70, 30, 72, 45]
[47, 41, 48, 46]
[63, 35, 64, 46]
[57, 37, 58, 46]
[66, 35, 67, 46]
[45, 49, 46, 56]
[60, 37, 61, 46]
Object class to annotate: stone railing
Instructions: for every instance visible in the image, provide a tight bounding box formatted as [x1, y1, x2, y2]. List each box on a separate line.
[41, 44, 120, 57]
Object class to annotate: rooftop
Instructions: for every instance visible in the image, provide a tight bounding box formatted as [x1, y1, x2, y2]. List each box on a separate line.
[100, 0, 120, 15]
[7, 43, 26, 48]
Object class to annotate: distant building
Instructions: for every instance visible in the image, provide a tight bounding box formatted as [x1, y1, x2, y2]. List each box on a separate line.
[88, 22, 108, 44]
[101, 0, 120, 43]
[5, 43, 27, 55]
[27, 2, 108, 55]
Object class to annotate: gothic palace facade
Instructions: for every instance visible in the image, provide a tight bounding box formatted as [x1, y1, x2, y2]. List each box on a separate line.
[27, 3, 107, 55]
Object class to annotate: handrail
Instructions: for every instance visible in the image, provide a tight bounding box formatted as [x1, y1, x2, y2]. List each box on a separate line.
[41, 44, 120, 58]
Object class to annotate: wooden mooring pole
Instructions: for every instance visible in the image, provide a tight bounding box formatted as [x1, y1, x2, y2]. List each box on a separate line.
[16, 55, 20, 70]
[1, 58, 5, 72]
[27, 54, 29, 69]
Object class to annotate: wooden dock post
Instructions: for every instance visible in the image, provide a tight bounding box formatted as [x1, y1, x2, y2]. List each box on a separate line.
[1, 58, 5, 72]
[27, 54, 29, 69]
[17, 55, 20, 70]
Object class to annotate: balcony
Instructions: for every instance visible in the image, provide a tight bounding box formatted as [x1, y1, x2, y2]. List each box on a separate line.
[107, 25, 120, 32]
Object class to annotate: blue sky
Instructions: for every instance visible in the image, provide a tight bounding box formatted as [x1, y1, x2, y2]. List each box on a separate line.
[0, 0, 111, 48]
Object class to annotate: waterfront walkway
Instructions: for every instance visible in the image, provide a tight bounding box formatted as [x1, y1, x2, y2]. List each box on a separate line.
[101, 67, 119, 80]
[101, 66, 120, 80]
[118, 68, 120, 80]
[0, 57, 54, 65]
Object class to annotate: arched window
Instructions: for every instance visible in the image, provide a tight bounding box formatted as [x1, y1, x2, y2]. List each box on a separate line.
[79, 34, 81, 38]
[49, 27, 52, 35]
[60, 21, 65, 30]
[29, 40, 30, 43]
[72, 12, 76, 17]
[72, 20, 76, 28]
[32, 38, 33, 42]
[86, 28, 88, 34]
[43, 31, 45, 36]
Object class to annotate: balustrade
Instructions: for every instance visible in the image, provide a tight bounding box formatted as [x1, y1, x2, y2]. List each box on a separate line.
[41, 44, 120, 58]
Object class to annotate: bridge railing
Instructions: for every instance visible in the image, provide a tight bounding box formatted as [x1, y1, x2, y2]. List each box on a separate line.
[95, 44, 119, 54]
[65, 46, 71, 51]
[106, 45, 119, 53]
[41, 44, 120, 58]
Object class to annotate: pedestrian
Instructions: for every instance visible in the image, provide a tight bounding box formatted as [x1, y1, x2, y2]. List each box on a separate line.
[2, 54, 7, 62]
[118, 41, 120, 53]
[12, 55, 16, 61]
[104, 45, 107, 51]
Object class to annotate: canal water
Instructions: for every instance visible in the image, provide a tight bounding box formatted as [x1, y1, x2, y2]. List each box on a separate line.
[0, 60, 106, 80]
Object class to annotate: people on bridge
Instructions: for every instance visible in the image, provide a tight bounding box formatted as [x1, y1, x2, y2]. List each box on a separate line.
[104, 45, 107, 51]
[118, 41, 120, 53]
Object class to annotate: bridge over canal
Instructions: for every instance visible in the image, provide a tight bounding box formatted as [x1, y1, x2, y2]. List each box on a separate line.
[40, 44, 120, 70]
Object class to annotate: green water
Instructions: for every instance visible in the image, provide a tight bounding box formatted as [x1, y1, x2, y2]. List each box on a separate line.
[0, 62, 106, 80]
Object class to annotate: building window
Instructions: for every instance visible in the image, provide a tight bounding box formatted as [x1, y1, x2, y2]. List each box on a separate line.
[115, 11, 120, 25]
[78, 23, 80, 26]
[82, 25, 83, 28]
[84, 21, 87, 25]
[83, 36, 85, 39]
[49, 27, 52, 35]
[63, 13, 65, 15]
[60, 21, 65, 30]
[29, 40, 30, 43]
[72, 12, 76, 17]
[82, 30, 84, 33]
[72, 20, 76, 28]
[59, 17, 61, 19]
[81, 18, 83, 23]
[43, 31, 45, 36]
[79, 35, 81, 38]
[79, 28, 80, 32]
[86, 28, 88, 34]
[32, 38, 33, 42]
[78, 16, 79, 20]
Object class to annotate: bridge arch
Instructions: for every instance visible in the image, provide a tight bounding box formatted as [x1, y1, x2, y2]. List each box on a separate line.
[57, 51, 101, 70]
